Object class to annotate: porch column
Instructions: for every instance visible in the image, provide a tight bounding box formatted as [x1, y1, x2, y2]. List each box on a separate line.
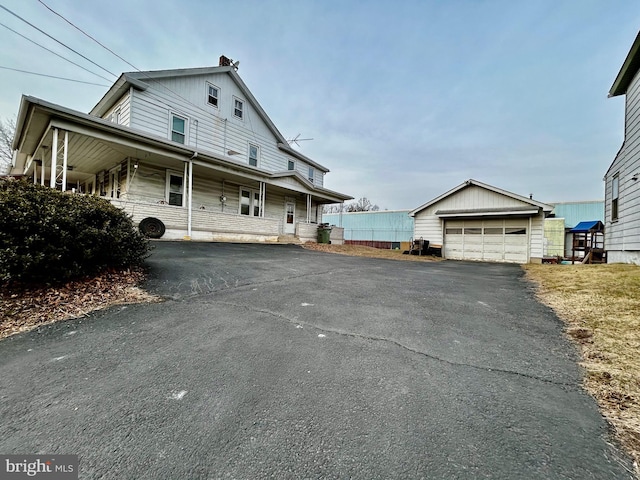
[260, 182, 266, 218]
[61, 131, 69, 192]
[306, 194, 311, 223]
[40, 156, 45, 186]
[50, 129, 58, 188]
[186, 159, 193, 239]
[32, 157, 37, 184]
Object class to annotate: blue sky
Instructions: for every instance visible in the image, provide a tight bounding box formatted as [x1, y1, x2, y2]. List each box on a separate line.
[0, 0, 638, 209]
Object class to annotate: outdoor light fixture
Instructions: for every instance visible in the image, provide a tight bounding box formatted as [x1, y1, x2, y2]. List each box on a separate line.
[632, 173, 639, 181]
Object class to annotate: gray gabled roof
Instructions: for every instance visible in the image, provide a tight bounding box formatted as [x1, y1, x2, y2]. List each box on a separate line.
[89, 65, 330, 173]
[409, 179, 553, 217]
[609, 31, 640, 97]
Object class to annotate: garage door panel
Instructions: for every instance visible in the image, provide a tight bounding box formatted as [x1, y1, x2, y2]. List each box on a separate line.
[444, 219, 529, 263]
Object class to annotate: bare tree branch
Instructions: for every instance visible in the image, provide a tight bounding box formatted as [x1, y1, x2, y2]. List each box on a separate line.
[0, 116, 16, 174]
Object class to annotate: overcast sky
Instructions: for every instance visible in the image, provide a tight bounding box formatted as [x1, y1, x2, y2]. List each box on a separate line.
[0, 0, 638, 209]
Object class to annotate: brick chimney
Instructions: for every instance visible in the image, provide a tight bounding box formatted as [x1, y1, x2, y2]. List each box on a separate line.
[219, 55, 231, 67]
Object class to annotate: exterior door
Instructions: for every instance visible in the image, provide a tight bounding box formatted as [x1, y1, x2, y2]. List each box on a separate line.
[284, 202, 295, 234]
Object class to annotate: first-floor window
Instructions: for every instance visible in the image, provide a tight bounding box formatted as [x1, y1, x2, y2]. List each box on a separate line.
[171, 114, 186, 144]
[167, 172, 184, 206]
[239, 187, 261, 216]
[612, 173, 619, 221]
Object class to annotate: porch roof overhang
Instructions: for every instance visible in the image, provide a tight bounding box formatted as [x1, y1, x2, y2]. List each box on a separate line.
[435, 206, 541, 218]
[11, 95, 351, 204]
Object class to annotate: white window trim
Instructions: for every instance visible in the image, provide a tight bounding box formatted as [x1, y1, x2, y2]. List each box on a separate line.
[114, 107, 121, 124]
[166, 170, 185, 207]
[238, 186, 262, 217]
[206, 82, 219, 109]
[169, 112, 188, 145]
[248, 143, 259, 167]
[612, 173, 620, 221]
[233, 97, 244, 120]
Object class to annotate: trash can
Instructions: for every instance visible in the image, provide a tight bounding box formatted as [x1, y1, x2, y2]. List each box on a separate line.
[317, 224, 332, 244]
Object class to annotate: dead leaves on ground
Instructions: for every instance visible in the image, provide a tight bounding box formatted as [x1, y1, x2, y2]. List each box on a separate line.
[0, 268, 161, 339]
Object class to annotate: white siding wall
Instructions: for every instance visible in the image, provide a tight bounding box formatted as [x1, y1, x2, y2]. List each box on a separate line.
[123, 162, 316, 234]
[529, 213, 545, 261]
[101, 92, 131, 126]
[605, 69, 640, 262]
[127, 73, 324, 187]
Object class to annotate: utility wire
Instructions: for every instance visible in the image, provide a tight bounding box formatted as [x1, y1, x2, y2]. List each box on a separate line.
[0, 21, 113, 83]
[0, 66, 110, 86]
[36, 0, 240, 124]
[0, 3, 117, 78]
[38, 0, 141, 73]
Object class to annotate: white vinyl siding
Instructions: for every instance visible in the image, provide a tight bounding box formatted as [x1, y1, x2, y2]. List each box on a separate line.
[605, 68, 640, 256]
[101, 92, 131, 126]
[128, 74, 302, 175]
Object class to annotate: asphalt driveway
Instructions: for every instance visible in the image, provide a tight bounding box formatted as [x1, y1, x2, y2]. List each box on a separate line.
[0, 242, 634, 479]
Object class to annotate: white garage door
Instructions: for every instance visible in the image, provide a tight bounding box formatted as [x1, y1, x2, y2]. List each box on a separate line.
[444, 219, 528, 263]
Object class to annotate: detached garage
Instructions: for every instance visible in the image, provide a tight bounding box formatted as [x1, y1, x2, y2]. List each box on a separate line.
[410, 180, 553, 264]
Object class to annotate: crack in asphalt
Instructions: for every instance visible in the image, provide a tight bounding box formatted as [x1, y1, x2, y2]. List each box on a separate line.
[211, 300, 578, 389]
[157, 269, 343, 298]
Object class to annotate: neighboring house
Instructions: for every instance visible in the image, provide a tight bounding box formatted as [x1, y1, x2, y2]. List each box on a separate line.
[544, 201, 604, 258]
[606, 32, 640, 264]
[9, 56, 351, 242]
[322, 210, 414, 248]
[409, 179, 553, 264]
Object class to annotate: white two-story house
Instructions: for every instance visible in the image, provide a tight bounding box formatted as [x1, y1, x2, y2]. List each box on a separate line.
[9, 56, 351, 242]
[606, 32, 640, 264]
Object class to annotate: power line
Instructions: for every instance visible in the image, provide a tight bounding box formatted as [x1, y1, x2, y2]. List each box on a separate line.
[0, 3, 117, 79]
[36, 0, 240, 124]
[0, 21, 113, 83]
[0, 66, 110, 86]
[38, 0, 141, 73]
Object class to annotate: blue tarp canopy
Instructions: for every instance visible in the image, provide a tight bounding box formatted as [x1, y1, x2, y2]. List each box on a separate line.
[570, 220, 604, 233]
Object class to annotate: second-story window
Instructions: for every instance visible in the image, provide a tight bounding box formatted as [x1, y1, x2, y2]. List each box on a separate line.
[207, 83, 219, 107]
[308, 167, 315, 184]
[234, 98, 244, 119]
[249, 144, 259, 167]
[171, 114, 187, 144]
[288, 160, 295, 171]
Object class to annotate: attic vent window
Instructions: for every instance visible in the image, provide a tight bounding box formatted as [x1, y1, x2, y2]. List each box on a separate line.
[234, 98, 244, 119]
[207, 84, 219, 107]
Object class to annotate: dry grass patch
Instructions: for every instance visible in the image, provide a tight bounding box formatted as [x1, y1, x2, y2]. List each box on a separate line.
[302, 243, 441, 262]
[523, 263, 640, 472]
[0, 268, 162, 339]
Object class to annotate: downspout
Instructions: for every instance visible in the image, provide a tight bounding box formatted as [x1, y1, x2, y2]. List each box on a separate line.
[186, 152, 197, 240]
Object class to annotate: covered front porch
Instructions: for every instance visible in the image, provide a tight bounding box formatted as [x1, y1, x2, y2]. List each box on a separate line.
[11, 97, 351, 243]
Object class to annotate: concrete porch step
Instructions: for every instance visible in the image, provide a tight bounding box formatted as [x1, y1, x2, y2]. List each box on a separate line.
[277, 235, 302, 244]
